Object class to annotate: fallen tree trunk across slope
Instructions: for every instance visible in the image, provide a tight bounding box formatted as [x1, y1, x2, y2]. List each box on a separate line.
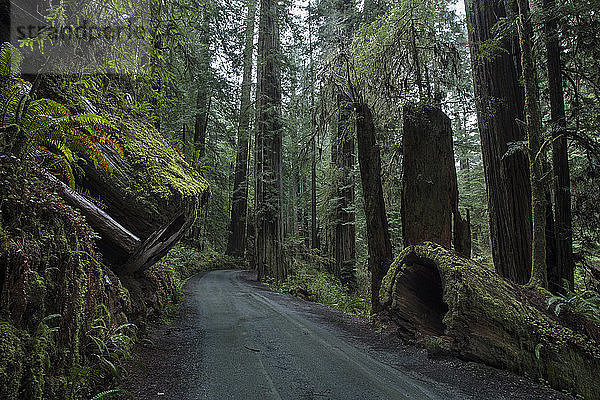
[67, 119, 210, 275]
[379, 243, 600, 399]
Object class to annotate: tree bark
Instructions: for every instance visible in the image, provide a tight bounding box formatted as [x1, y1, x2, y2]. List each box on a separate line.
[355, 102, 393, 313]
[255, 0, 285, 281]
[401, 104, 471, 257]
[515, 0, 548, 288]
[543, 0, 574, 292]
[226, 0, 256, 258]
[465, 0, 532, 284]
[333, 91, 356, 285]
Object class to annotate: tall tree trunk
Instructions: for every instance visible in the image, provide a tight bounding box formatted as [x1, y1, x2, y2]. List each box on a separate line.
[465, 0, 532, 284]
[543, 0, 574, 292]
[194, 6, 211, 158]
[308, 3, 320, 250]
[355, 102, 393, 313]
[334, 92, 356, 285]
[227, 0, 256, 258]
[331, 0, 356, 286]
[515, 0, 547, 288]
[255, 0, 285, 281]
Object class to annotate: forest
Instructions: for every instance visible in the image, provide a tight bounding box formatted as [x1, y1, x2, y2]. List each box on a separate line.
[1, 0, 600, 399]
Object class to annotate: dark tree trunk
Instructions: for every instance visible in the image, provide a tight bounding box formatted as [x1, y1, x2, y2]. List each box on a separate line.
[226, 0, 256, 258]
[465, 0, 532, 284]
[401, 104, 471, 257]
[355, 102, 393, 313]
[255, 0, 285, 281]
[334, 92, 356, 285]
[544, 0, 574, 292]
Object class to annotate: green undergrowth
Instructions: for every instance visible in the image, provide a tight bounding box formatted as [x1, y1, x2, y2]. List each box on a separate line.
[269, 259, 371, 319]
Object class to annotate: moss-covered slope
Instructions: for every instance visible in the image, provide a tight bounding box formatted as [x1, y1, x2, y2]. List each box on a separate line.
[380, 243, 600, 399]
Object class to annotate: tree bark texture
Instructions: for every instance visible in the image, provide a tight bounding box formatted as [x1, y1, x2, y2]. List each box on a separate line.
[380, 243, 600, 400]
[515, 0, 548, 288]
[355, 102, 393, 313]
[255, 0, 285, 281]
[226, 0, 256, 258]
[333, 92, 356, 285]
[543, 0, 574, 292]
[465, 0, 532, 284]
[401, 104, 471, 257]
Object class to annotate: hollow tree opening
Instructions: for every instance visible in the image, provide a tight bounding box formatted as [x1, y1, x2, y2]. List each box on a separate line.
[389, 255, 448, 338]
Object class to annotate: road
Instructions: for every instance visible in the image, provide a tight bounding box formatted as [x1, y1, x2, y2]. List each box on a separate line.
[125, 270, 572, 400]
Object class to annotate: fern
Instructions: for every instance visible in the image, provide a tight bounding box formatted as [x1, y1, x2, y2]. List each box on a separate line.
[0, 43, 122, 187]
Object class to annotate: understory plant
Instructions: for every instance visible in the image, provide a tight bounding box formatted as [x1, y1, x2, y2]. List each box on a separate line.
[547, 280, 600, 325]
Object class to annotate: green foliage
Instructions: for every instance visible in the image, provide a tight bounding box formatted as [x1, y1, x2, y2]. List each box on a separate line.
[85, 305, 136, 382]
[270, 250, 371, 318]
[0, 43, 122, 188]
[547, 280, 600, 325]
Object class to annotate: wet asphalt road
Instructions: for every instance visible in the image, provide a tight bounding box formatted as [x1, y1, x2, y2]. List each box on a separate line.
[126, 270, 573, 400]
[181, 270, 466, 400]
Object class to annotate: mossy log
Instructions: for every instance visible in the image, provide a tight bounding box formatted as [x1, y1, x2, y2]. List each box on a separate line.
[380, 243, 600, 399]
[74, 120, 210, 275]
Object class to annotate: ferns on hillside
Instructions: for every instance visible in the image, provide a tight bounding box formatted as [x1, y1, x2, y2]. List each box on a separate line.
[0, 43, 123, 187]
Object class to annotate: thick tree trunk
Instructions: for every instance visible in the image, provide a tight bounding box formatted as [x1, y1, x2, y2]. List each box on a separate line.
[355, 102, 393, 313]
[465, 0, 532, 284]
[255, 0, 285, 281]
[401, 104, 471, 257]
[380, 243, 600, 400]
[333, 92, 356, 285]
[515, 0, 547, 288]
[227, 0, 256, 258]
[544, 0, 574, 292]
[0, 0, 9, 45]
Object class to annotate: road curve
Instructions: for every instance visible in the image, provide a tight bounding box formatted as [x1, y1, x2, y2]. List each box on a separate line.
[125, 270, 573, 400]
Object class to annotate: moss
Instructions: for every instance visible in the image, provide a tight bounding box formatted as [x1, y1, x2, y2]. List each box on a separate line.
[0, 321, 24, 400]
[381, 242, 600, 399]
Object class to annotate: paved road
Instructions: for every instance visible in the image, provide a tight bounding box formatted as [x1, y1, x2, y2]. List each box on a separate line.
[126, 270, 572, 400]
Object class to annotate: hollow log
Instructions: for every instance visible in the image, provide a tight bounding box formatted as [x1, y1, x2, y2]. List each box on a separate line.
[69, 119, 209, 274]
[380, 243, 600, 399]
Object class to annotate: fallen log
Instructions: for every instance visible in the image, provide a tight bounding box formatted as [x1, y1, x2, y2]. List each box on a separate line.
[67, 119, 210, 274]
[379, 243, 600, 399]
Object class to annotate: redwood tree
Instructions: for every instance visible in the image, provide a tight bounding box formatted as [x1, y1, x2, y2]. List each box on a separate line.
[255, 0, 285, 281]
[226, 0, 256, 258]
[465, 0, 532, 284]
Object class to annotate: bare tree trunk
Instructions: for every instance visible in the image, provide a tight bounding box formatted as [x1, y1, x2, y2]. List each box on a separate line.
[465, 0, 532, 284]
[515, 0, 547, 288]
[255, 0, 285, 281]
[334, 92, 356, 285]
[543, 0, 574, 292]
[355, 102, 392, 313]
[227, 0, 256, 258]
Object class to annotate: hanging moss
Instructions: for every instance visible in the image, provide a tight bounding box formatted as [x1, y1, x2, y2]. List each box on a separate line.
[380, 243, 600, 399]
